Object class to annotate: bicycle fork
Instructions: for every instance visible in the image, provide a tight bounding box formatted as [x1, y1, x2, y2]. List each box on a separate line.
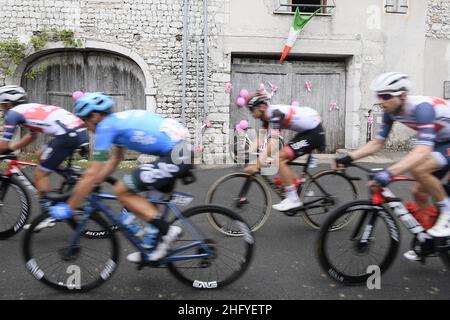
[236, 177, 254, 207]
[352, 209, 379, 253]
[61, 206, 95, 260]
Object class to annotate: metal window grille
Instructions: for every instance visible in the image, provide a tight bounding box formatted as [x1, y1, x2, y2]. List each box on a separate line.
[385, 0, 408, 14]
[275, 0, 336, 15]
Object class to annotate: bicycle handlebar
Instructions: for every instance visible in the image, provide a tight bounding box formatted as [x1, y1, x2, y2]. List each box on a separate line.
[43, 175, 118, 203]
[347, 162, 381, 174]
[346, 162, 415, 184]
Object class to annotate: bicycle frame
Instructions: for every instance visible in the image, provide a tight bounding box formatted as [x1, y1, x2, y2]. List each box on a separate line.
[369, 179, 429, 238]
[2, 159, 40, 195]
[237, 154, 335, 212]
[233, 128, 285, 157]
[66, 191, 214, 266]
[350, 163, 431, 243]
[0, 156, 80, 197]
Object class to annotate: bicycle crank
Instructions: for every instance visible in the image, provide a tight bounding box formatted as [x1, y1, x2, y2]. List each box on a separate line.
[197, 239, 217, 268]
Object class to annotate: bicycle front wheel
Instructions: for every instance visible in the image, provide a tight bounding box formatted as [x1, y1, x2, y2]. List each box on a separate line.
[206, 173, 272, 236]
[0, 175, 31, 240]
[300, 170, 358, 230]
[167, 205, 254, 289]
[23, 212, 119, 292]
[317, 200, 399, 285]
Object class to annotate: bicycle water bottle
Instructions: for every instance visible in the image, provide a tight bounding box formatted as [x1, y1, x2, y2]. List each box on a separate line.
[141, 224, 160, 250]
[119, 209, 144, 236]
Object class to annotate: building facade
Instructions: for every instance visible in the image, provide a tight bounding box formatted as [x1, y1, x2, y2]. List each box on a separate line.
[0, 0, 449, 158]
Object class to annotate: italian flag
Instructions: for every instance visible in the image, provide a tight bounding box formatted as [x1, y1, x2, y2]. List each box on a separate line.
[279, 7, 320, 63]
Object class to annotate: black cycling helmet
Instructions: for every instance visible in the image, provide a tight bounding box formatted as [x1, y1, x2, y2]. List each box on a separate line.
[246, 92, 270, 111]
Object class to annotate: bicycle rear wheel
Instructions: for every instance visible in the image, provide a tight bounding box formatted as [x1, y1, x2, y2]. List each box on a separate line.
[167, 205, 254, 289]
[0, 175, 31, 240]
[317, 200, 399, 285]
[300, 170, 358, 230]
[206, 173, 272, 236]
[23, 212, 119, 292]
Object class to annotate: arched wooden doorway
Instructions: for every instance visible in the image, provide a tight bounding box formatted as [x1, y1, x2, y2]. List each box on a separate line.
[20, 50, 146, 153]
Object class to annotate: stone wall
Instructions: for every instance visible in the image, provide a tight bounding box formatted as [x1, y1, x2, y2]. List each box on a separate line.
[0, 0, 232, 159]
[426, 0, 450, 39]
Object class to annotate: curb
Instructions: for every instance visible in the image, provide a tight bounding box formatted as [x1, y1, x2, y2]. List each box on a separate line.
[192, 150, 408, 170]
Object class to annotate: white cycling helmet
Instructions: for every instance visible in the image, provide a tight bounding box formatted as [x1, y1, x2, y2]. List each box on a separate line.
[370, 72, 412, 95]
[0, 85, 27, 104]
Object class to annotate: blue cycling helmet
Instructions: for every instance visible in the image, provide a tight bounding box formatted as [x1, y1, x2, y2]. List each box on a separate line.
[73, 92, 114, 119]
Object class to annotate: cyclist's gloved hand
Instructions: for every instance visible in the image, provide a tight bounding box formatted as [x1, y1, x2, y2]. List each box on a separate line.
[335, 155, 353, 167]
[373, 169, 393, 187]
[49, 203, 73, 221]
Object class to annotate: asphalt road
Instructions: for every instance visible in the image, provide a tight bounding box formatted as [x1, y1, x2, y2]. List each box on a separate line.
[1, 163, 450, 300]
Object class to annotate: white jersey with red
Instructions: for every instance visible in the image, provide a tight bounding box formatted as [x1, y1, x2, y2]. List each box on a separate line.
[261, 104, 322, 132]
[1, 103, 84, 141]
[376, 96, 450, 146]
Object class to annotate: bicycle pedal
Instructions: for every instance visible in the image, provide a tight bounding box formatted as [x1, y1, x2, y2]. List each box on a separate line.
[144, 260, 161, 268]
[283, 210, 300, 217]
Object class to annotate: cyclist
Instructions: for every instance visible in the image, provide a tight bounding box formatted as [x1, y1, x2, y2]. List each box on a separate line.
[0, 85, 89, 229]
[49, 92, 192, 263]
[243, 89, 326, 211]
[334, 72, 450, 261]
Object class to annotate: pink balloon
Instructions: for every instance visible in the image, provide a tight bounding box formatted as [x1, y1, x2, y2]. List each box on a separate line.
[236, 97, 246, 107]
[72, 91, 84, 100]
[292, 100, 300, 106]
[239, 89, 249, 99]
[239, 120, 249, 130]
[235, 124, 241, 130]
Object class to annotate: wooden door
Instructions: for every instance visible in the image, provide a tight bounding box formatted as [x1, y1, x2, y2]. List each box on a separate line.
[291, 62, 346, 152]
[231, 58, 346, 152]
[21, 50, 146, 154]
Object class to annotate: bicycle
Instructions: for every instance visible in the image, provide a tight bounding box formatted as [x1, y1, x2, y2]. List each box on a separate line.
[230, 126, 285, 164]
[317, 162, 450, 285]
[206, 152, 360, 236]
[0, 150, 86, 240]
[23, 172, 255, 292]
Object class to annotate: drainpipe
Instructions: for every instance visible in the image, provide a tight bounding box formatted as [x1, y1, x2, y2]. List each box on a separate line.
[181, 0, 189, 125]
[196, 41, 201, 147]
[203, 0, 208, 124]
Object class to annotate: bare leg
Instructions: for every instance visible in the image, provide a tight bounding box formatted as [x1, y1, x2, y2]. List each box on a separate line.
[410, 156, 446, 203]
[278, 150, 296, 186]
[113, 181, 159, 220]
[411, 183, 431, 211]
[34, 168, 51, 198]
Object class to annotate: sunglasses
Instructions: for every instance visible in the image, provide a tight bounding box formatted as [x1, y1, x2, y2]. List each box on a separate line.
[376, 93, 397, 101]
